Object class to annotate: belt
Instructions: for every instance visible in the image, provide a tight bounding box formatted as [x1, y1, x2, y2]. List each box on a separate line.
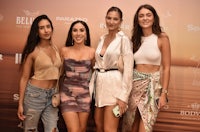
[95, 68, 118, 73]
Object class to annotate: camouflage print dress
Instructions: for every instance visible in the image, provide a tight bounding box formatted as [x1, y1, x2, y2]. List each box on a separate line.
[60, 59, 92, 113]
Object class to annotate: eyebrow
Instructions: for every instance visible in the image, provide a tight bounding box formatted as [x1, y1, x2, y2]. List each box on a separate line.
[139, 12, 152, 15]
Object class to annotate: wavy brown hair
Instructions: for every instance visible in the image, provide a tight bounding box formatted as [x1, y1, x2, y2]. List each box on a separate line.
[132, 4, 162, 53]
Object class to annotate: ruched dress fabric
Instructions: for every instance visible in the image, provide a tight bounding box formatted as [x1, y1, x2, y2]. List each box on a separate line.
[60, 59, 92, 113]
[89, 31, 133, 107]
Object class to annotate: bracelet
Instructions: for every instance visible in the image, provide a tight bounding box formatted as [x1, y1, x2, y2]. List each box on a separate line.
[161, 88, 168, 94]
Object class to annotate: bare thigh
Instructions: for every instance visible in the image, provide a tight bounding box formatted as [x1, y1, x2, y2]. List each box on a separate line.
[94, 107, 104, 132]
[132, 108, 145, 132]
[78, 112, 90, 131]
[104, 105, 120, 132]
[62, 112, 80, 132]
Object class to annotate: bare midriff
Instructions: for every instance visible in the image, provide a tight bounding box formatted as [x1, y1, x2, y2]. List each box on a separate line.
[135, 64, 160, 73]
[29, 79, 57, 89]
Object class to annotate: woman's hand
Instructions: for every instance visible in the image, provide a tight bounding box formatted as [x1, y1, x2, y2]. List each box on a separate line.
[158, 93, 168, 109]
[17, 105, 26, 121]
[117, 99, 128, 116]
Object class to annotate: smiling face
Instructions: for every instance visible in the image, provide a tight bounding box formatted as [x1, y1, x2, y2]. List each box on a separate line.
[38, 19, 53, 40]
[72, 22, 87, 45]
[105, 11, 122, 32]
[138, 7, 154, 30]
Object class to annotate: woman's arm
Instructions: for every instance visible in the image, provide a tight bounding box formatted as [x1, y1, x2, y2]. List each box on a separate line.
[17, 54, 34, 120]
[159, 33, 171, 108]
[117, 36, 134, 103]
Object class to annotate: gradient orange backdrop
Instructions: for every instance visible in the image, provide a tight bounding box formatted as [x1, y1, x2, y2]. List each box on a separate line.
[0, 0, 200, 131]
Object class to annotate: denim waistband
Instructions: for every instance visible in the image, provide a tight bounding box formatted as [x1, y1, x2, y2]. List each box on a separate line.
[27, 81, 55, 92]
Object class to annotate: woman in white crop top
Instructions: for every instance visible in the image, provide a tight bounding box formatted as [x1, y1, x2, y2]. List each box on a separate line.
[17, 15, 62, 131]
[122, 4, 171, 132]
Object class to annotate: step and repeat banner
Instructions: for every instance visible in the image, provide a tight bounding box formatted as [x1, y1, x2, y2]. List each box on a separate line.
[0, 0, 200, 131]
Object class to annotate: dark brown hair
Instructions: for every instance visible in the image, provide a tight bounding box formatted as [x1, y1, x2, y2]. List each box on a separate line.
[132, 4, 162, 53]
[106, 6, 123, 21]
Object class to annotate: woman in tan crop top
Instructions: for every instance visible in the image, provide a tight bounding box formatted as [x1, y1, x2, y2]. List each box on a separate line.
[17, 15, 62, 132]
[122, 4, 171, 132]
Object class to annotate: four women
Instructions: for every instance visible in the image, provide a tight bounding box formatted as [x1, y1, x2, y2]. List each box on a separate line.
[17, 4, 170, 132]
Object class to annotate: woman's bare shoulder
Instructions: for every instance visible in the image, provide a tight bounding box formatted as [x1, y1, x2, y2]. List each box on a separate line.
[159, 32, 169, 40]
[158, 32, 171, 49]
[85, 46, 95, 59]
[61, 46, 71, 52]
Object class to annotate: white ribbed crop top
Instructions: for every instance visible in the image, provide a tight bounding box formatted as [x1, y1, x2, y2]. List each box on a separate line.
[134, 34, 161, 65]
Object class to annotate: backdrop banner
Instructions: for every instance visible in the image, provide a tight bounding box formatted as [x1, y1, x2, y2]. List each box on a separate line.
[0, 0, 200, 131]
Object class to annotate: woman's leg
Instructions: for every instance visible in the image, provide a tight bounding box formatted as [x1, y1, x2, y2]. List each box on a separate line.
[131, 108, 140, 132]
[41, 105, 58, 132]
[132, 108, 145, 132]
[23, 108, 41, 132]
[62, 112, 80, 132]
[104, 105, 120, 132]
[78, 112, 90, 132]
[94, 107, 104, 132]
[139, 118, 146, 132]
[23, 83, 46, 132]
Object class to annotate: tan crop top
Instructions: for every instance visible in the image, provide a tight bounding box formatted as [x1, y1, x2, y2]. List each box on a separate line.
[31, 45, 62, 80]
[134, 34, 161, 65]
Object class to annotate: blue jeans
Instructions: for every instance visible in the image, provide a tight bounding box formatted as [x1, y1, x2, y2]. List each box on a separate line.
[23, 82, 59, 132]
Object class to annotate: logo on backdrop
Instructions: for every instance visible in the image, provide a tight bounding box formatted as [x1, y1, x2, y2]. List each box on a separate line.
[16, 10, 39, 28]
[0, 53, 3, 61]
[187, 24, 200, 32]
[13, 93, 19, 101]
[0, 53, 22, 64]
[180, 102, 200, 120]
[15, 53, 22, 64]
[99, 23, 131, 31]
[56, 16, 88, 24]
[159, 10, 172, 31]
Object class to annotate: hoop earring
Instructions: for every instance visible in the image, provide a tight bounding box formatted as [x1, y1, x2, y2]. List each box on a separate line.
[72, 40, 74, 46]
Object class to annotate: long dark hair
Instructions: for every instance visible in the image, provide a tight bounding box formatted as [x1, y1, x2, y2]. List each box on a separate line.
[106, 6, 123, 21]
[132, 4, 162, 53]
[65, 20, 91, 47]
[21, 14, 53, 64]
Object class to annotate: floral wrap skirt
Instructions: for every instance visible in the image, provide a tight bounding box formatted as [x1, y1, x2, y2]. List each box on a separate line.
[122, 70, 162, 132]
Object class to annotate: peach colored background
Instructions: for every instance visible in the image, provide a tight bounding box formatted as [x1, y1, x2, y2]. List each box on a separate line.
[0, 0, 200, 131]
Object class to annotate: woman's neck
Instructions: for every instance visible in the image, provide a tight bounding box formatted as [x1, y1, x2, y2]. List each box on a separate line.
[108, 29, 119, 36]
[38, 42, 51, 48]
[38, 40, 51, 48]
[142, 28, 153, 37]
[73, 42, 85, 50]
